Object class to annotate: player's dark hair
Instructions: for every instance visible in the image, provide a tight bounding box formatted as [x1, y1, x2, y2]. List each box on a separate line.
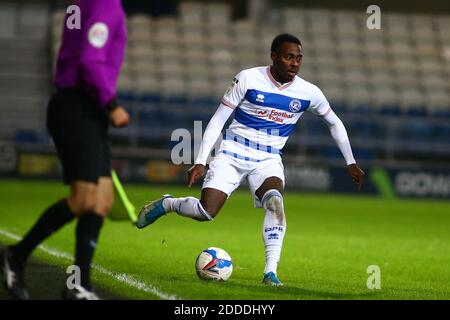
[271, 33, 302, 53]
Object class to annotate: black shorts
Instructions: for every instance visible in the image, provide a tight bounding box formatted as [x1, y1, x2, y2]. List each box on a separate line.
[46, 89, 111, 185]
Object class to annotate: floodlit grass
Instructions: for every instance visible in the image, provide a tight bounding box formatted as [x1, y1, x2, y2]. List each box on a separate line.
[1, 179, 449, 300]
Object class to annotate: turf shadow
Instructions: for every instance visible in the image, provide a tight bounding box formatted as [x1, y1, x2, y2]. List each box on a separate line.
[0, 244, 126, 300]
[223, 281, 382, 300]
[143, 273, 382, 300]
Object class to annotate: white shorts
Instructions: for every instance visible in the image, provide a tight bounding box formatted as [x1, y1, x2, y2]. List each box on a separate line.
[202, 153, 285, 208]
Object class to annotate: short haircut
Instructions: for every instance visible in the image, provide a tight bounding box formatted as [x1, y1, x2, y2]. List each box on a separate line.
[271, 33, 302, 53]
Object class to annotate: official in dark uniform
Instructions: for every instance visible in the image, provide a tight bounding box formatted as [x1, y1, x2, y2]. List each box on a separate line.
[2, 0, 129, 300]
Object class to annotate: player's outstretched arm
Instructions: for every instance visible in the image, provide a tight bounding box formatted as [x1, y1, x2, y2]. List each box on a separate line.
[320, 108, 365, 191]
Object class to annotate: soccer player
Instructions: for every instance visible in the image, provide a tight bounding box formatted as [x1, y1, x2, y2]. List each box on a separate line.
[1, 0, 129, 299]
[136, 34, 365, 286]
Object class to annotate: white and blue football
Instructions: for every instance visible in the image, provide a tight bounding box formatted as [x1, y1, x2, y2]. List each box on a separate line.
[195, 247, 233, 281]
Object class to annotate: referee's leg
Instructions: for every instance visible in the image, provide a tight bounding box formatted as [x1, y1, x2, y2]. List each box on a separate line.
[67, 177, 113, 216]
[67, 177, 113, 294]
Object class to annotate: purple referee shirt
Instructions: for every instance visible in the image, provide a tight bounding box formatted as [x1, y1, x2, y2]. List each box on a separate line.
[54, 0, 127, 108]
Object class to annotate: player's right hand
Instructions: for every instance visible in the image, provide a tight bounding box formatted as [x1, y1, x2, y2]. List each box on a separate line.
[109, 106, 130, 128]
[187, 164, 205, 188]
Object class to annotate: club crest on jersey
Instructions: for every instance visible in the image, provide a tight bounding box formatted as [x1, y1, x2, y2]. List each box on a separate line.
[289, 99, 301, 112]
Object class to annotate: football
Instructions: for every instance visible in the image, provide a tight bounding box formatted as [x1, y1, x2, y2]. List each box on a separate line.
[195, 247, 233, 281]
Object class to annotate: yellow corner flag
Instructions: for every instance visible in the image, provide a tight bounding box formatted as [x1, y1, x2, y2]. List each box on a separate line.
[109, 170, 137, 223]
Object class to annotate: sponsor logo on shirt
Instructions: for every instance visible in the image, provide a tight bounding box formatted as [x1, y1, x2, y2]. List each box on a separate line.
[268, 110, 294, 123]
[254, 108, 294, 123]
[255, 109, 269, 117]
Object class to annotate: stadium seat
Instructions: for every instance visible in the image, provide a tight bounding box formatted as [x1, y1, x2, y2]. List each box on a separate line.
[352, 147, 375, 160]
[41, 3, 450, 160]
[15, 129, 38, 144]
[206, 32, 232, 50]
[128, 14, 152, 31]
[347, 85, 373, 113]
[187, 78, 213, 102]
[205, 3, 231, 28]
[179, 1, 204, 26]
[397, 119, 434, 143]
[426, 90, 450, 116]
[128, 28, 152, 43]
[320, 146, 343, 160]
[410, 14, 436, 40]
[433, 122, 450, 143]
[373, 87, 401, 115]
[321, 84, 346, 111]
[385, 13, 411, 39]
[399, 88, 427, 116]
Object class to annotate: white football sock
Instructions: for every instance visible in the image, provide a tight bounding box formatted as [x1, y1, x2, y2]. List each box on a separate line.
[163, 197, 213, 221]
[261, 189, 286, 275]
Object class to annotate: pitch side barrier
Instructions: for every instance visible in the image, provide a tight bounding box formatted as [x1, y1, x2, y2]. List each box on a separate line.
[2, 143, 449, 200]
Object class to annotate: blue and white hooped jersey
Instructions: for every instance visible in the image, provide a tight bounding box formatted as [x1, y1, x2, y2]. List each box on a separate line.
[219, 66, 331, 162]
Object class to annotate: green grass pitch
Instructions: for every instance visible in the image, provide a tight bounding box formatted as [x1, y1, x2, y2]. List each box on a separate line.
[0, 179, 449, 300]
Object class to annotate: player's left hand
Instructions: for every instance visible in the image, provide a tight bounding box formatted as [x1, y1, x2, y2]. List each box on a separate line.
[347, 163, 365, 191]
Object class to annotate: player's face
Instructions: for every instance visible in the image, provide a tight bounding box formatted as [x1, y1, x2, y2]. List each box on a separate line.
[271, 42, 303, 83]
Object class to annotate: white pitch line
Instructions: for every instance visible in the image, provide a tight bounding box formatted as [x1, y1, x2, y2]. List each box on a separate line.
[0, 227, 180, 300]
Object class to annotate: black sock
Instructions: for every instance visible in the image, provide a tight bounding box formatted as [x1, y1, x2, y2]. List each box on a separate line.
[74, 213, 104, 291]
[12, 199, 74, 262]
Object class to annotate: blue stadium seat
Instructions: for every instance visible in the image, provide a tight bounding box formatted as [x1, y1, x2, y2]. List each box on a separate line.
[137, 100, 161, 127]
[320, 146, 342, 160]
[349, 120, 380, 139]
[398, 120, 434, 142]
[139, 93, 161, 104]
[117, 91, 135, 104]
[15, 130, 38, 144]
[352, 147, 375, 160]
[433, 123, 450, 143]
[404, 105, 427, 117]
[349, 102, 374, 115]
[378, 104, 401, 115]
